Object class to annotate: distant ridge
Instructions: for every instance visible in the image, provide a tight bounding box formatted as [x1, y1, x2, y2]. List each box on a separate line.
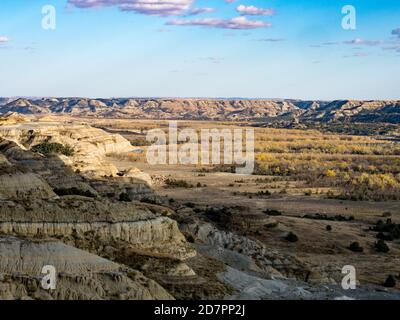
[0, 97, 399, 125]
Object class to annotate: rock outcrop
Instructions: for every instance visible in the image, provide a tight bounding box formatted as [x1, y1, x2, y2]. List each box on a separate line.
[0, 215, 195, 261]
[0, 119, 197, 300]
[0, 122, 134, 178]
[0, 236, 173, 300]
[0, 172, 56, 200]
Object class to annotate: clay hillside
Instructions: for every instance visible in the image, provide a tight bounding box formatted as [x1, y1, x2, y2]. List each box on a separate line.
[1, 98, 399, 124]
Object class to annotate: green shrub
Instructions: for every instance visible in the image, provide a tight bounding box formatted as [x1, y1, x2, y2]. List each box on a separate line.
[303, 214, 354, 222]
[375, 239, 390, 253]
[265, 221, 279, 229]
[263, 209, 282, 216]
[140, 197, 157, 205]
[54, 187, 95, 198]
[186, 235, 195, 243]
[165, 179, 193, 188]
[184, 202, 195, 208]
[376, 232, 393, 241]
[285, 232, 299, 242]
[119, 193, 131, 202]
[373, 219, 400, 241]
[130, 138, 151, 147]
[383, 275, 396, 288]
[257, 190, 272, 196]
[348, 242, 363, 253]
[32, 141, 74, 156]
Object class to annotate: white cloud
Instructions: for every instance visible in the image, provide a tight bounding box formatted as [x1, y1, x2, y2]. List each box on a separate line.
[186, 7, 215, 16]
[167, 16, 271, 29]
[343, 38, 383, 46]
[257, 38, 284, 42]
[68, 0, 194, 16]
[236, 5, 275, 16]
[0, 36, 9, 43]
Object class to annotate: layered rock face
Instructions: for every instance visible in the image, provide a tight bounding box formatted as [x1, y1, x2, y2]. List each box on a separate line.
[182, 221, 313, 281]
[0, 98, 298, 120]
[0, 215, 195, 261]
[0, 236, 173, 300]
[0, 122, 134, 178]
[0, 119, 196, 299]
[0, 121, 152, 188]
[0, 112, 30, 125]
[1, 97, 399, 123]
[0, 133, 194, 261]
[0, 172, 56, 200]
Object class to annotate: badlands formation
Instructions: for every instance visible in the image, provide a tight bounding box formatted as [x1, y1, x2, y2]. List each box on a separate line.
[0, 116, 194, 300]
[0, 114, 399, 300]
[1, 97, 399, 124]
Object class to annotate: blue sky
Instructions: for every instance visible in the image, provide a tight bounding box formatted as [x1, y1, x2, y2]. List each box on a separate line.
[0, 0, 399, 99]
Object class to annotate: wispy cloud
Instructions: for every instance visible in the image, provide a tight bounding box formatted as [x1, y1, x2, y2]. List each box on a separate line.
[310, 38, 384, 48]
[199, 56, 224, 64]
[322, 41, 340, 46]
[236, 5, 275, 16]
[67, 0, 194, 16]
[343, 52, 369, 58]
[257, 38, 284, 42]
[156, 27, 171, 33]
[343, 38, 383, 46]
[167, 16, 271, 29]
[186, 7, 215, 16]
[0, 36, 9, 43]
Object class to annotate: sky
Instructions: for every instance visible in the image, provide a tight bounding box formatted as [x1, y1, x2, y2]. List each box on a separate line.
[0, 0, 399, 100]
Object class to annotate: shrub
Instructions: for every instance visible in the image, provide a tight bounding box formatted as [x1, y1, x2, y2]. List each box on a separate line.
[186, 235, 195, 243]
[285, 232, 299, 242]
[54, 187, 95, 198]
[375, 239, 390, 253]
[326, 225, 332, 231]
[184, 202, 195, 208]
[32, 141, 74, 156]
[348, 242, 363, 253]
[373, 219, 400, 241]
[303, 214, 354, 222]
[325, 169, 337, 178]
[204, 206, 230, 222]
[165, 179, 193, 188]
[263, 209, 282, 216]
[383, 275, 396, 288]
[257, 190, 271, 196]
[130, 138, 151, 147]
[140, 197, 157, 205]
[119, 193, 131, 202]
[265, 221, 279, 229]
[376, 232, 393, 241]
